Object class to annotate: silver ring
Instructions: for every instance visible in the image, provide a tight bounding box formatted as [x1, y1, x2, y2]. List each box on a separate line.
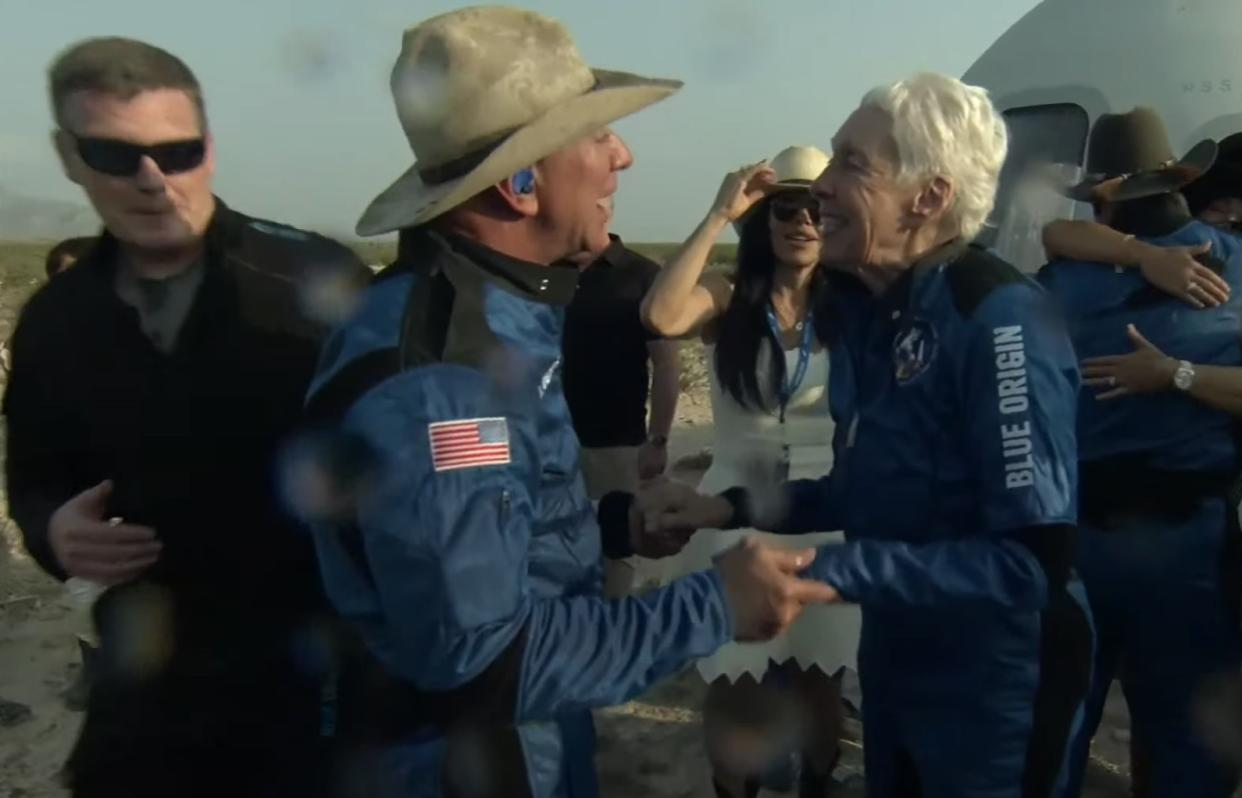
[1107, 376, 1117, 388]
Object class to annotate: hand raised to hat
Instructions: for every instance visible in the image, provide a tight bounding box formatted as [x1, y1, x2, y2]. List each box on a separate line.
[709, 162, 778, 223]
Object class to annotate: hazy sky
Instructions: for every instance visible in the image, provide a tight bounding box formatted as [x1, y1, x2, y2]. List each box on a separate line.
[1, 0, 1041, 241]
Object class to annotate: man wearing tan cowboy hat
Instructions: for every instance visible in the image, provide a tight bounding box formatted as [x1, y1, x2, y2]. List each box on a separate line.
[1039, 130, 1242, 311]
[1038, 106, 1242, 797]
[298, 7, 836, 797]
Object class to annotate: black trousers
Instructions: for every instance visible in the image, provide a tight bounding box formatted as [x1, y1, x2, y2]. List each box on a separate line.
[67, 669, 333, 798]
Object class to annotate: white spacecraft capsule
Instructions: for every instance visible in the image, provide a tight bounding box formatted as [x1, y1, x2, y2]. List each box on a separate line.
[963, 0, 1242, 271]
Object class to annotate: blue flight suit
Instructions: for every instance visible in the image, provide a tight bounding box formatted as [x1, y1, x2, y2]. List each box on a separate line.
[302, 230, 733, 797]
[1039, 216, 1242, 797]
[724, 243, 1092, 797]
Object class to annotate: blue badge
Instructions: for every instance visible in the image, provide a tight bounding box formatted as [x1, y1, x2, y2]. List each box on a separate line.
[892, 318, 938, 385]
[250, 220, 311, 242]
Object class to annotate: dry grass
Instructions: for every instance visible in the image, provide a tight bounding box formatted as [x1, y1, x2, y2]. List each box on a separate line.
[1, 243, 51, 386]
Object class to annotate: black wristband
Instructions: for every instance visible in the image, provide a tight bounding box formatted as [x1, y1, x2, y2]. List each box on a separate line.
[718, 487, 751, 530]
[598, 491, 635, 559]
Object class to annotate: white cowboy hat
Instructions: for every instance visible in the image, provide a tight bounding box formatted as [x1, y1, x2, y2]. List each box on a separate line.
[356, 6, 683, 236]
[768, 145, 831, 189]
[734, 145, 831, 232]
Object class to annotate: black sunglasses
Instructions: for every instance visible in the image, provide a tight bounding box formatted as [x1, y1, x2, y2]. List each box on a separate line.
[770, 194, 820, 224]
[70, 134, 206, 177]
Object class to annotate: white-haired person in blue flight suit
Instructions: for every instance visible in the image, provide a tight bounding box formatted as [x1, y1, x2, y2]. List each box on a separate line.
[640, 72, 1095, 798]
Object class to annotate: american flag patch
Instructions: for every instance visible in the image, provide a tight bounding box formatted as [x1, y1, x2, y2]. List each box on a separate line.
[428, 417, 511, 472]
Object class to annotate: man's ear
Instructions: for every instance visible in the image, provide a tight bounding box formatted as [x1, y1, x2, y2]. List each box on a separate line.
[493, 169, 539, 218]
[52, 129, 83, 186]
[911, 176, 953, 223]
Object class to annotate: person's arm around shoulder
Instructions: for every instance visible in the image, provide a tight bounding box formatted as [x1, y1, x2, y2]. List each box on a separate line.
[1042, 218, 1229, 308]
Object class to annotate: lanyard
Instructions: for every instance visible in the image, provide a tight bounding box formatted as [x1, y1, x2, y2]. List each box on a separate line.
[765, 302, 815, 424]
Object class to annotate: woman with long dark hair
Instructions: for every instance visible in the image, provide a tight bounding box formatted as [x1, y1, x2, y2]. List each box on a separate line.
[641, 147, 861, 798]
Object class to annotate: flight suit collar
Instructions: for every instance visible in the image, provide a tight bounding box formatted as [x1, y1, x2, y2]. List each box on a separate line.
[879, 238, 969, 315]
[435, 231, 581, 305]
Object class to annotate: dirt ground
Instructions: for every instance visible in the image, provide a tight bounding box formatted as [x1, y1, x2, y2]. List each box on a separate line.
[0, 243, 1137, 797]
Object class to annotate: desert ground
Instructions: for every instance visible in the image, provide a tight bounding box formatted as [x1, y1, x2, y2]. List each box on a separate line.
[1, 241, 1137, 797]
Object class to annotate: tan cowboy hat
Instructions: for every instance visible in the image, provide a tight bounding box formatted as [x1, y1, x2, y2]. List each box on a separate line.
[356, 6, 683, 236]
[733, 145, 830, 232]
[1063, 107, 1217, 203]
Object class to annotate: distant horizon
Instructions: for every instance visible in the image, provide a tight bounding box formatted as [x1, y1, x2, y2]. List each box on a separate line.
[0, 192, 742, 249]
[1, 0, 1042, 241]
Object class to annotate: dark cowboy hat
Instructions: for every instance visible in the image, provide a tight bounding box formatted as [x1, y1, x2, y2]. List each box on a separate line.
[1182, 131, 1242, 214]
[1064, 107, 1217, 202]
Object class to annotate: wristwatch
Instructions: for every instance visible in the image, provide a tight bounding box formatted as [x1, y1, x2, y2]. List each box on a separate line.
[1172, 359, 1196, 391]
[647, 434, 668, 448]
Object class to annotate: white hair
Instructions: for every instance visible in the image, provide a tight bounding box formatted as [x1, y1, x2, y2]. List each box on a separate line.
[861, 72, 1008, 240]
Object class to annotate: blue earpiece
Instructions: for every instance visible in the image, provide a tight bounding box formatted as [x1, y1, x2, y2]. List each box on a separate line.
[512, 168, 536, 195]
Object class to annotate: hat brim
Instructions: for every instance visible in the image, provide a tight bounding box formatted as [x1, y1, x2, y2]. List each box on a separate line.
[355, 69, 682, 236]
[1063, 139, 1219, 203]
[1183, 152, 1242, 214]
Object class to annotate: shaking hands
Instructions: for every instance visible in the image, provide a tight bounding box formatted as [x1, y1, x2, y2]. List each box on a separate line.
[627, 479, 840, 642]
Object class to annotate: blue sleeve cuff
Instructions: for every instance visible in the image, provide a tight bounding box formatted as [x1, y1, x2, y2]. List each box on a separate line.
[698, 567, 735, 646]
[806, 544, 859, 603]
[514, 566, 734, 719]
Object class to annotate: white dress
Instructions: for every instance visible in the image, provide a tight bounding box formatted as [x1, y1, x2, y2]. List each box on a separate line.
[668, 341, 862, 683]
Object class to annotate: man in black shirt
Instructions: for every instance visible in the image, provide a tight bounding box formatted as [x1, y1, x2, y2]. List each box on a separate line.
[2, 37, 367, 797]
[563, 233, 680, 595]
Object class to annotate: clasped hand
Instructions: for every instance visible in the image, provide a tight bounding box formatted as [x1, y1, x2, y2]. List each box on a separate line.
[627, 478, 839, 642]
